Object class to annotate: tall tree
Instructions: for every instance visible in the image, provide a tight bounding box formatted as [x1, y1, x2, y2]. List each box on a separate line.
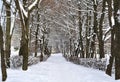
[14, 0, 42, 70]
[114, 0, 120, 80]
[106, 0, 120, 80]
[98, 0, 106, 58]
[78, 5, 84, 58]
[85, 3, 91, 58]
[91, 0, 98, 58]
[106, 0, 114, 76]
[3, 0, 11, 68]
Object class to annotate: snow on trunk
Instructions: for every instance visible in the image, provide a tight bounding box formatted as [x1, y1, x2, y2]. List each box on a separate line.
[19, 1, 28, 18]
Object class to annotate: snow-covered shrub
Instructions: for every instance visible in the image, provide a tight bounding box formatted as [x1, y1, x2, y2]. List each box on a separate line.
[28, 56, 39, 66]
[10, 55, 23, 68]
[10, 54, 50, 68]
[77, 58, 107, 71]
[11, 55, 39, 68]
[64, 55, 107, 71]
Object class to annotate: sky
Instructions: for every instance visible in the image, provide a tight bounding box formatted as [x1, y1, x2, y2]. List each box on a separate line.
[0, 0, 2, 10]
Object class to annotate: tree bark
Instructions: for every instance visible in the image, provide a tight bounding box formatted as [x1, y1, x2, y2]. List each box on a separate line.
[106, 27, 115, 76]
[15, 0, 40, 70]
[106, 0, 112, 27]
[69, 38, 72, 55]
[114, 0, 120, 80]
[35, 9, 40, 57]
[85, 9, 91, 58]
[105, 0, 113, 76]
[98, 0, 106, 58]
[114, 23, 120, 79]
[40, 40, 43, 61]
[19, 31, 24, 56]
[91, 0, 98, 58]
[3, 0, 11, 68]
[35, 26, 39, 57]
[78, 6, 84, 58]
[22, 16, 29, 70]
[0, 25, 7, 81]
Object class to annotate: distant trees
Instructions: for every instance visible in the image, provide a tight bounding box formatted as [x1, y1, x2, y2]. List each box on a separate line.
[61, 0, 120, 80]
[30, 3, 52, 60]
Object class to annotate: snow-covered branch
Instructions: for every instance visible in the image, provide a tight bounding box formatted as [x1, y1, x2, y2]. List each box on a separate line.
[18, 1, 28, 18]
[28, 0, 42, 12]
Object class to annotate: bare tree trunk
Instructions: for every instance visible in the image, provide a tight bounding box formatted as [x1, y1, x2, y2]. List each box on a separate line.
[40, 34, 45, 61]
[114, 0, 120, 80]
[78, 6, 84, 58]
[106, 0, 113, 76]
[35, 27, 39, 57]
[35, 9, 40, 57]
[22, 16, 29, 70]
[98, 0, 106, 58]
[107, 0, 112, 27]
[40, 39, 43, 61]
[14, 0, 28, 70]
[15, 0, 40, 70]
[106, 26, 115, 76]
[0, 25, 7, 81]
[85, 10, 91, 58]
[69, 38, 72, 55]
[114, 22, 120, 80]
[3, 0, 11, 68]
[19, 12, 29, 71]
[19, 31, 24, 56]
[91, 0, 98, 58]
[85, 26, 89, 58]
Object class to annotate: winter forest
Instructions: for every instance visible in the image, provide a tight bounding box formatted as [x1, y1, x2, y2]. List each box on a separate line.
[0, 0, 120, 82]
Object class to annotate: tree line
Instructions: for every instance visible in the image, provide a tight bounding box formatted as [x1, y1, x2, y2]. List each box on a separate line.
[0, 0, 120, 81]
[0, 0, 51, 81]
[60, 0, 120, 80]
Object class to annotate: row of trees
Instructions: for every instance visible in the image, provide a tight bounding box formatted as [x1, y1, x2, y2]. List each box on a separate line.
[0, 0, 120, 81]
[54, 0, 120, 80]
[0, 0, 52, 81]
[62, 0, 108, 58]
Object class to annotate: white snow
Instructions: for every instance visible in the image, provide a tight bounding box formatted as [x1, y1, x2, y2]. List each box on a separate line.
[117, 10, 120, 23]
[10, 15, 15, 35]
[111, 16, 115, 26]
[28, 0, 42, 11]
[104, 35, 111, 41]
[6, 0, 10, 3]
[0, 53, 120, 82]
[94, 0, 97, 5]
[19, 1, 28, 18]
[11, 46, 19, 56]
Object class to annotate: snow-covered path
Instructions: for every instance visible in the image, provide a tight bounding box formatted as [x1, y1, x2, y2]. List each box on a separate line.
[1, 53, 120, 82]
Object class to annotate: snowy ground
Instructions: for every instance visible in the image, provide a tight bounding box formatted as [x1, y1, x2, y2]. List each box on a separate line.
[0, 53, 120, 82]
